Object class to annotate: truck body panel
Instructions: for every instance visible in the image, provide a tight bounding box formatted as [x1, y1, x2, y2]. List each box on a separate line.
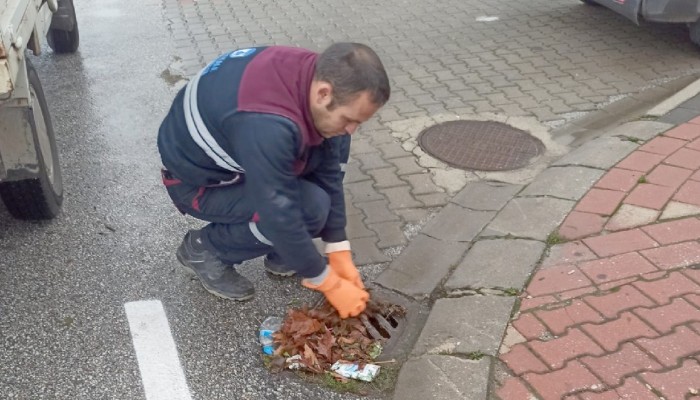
[0, 0, 53, 181]
[591, 0, 700, 24]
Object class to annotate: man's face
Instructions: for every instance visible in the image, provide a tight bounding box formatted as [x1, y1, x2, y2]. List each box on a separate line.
[310, 83, 382, 139]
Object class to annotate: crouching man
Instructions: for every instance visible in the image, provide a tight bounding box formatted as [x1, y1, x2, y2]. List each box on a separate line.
[157, 43, 390, 318]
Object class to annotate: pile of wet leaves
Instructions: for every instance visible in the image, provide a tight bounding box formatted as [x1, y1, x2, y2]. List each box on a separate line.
[266, 298, 406, 374]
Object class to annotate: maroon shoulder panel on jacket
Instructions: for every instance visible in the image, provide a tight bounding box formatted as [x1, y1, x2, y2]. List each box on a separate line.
[237, 47, 325, 154]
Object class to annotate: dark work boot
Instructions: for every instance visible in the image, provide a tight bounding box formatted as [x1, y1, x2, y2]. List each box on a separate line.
[176, 230, 255, 301]
[263, 253, 295, 277]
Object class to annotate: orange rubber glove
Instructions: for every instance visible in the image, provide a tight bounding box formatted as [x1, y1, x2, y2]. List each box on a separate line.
[325, 241, 365, 289]
[302, 267, 369, 319]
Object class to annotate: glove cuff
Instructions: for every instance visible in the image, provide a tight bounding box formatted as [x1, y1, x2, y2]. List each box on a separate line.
[302, 266, 339, 291]
[325, 240, 351, 253]
[305, 265, 330, 286]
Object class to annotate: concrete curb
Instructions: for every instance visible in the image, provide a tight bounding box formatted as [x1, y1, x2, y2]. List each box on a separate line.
[381, 116, 678, 399]
[647, 76, 700, 117]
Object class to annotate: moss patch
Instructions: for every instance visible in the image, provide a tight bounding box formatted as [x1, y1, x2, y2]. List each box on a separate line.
[546, 231, 565, 246]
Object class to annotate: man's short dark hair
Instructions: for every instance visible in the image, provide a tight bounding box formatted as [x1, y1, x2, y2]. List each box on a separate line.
[315, 43, 390, 107]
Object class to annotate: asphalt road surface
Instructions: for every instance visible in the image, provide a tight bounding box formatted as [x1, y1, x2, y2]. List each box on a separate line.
[0, 0, 363, 399]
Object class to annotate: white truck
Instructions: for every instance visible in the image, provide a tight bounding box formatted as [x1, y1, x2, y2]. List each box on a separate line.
[0, 0, 78, 220]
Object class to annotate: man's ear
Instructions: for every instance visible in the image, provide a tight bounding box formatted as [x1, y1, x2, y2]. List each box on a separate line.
[315, 81, 333, 106]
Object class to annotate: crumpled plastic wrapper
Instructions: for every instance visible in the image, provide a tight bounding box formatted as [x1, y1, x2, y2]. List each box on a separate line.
[330, 361, 381, 382]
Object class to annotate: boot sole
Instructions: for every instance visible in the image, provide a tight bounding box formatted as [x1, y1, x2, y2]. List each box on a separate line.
[201, 285, 255, 301]
[263, 259, 296, 277]
[176, 250, 255, 301]
[176, 248, 198, 276]
[264, 268, 296, 277]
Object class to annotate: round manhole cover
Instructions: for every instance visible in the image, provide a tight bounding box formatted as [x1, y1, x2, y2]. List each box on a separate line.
[418, 120, 545, 171]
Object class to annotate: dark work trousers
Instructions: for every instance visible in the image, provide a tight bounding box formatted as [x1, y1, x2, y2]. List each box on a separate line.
[163, 136, 350, 266]
[164, 176, 330, 265]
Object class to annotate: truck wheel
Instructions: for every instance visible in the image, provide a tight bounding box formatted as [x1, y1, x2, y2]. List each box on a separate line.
[47, 0, 79, 53]
[0, 60, 63, 219]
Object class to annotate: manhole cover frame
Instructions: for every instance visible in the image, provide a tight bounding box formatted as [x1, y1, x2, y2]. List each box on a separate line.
[417, 120, 546, 171]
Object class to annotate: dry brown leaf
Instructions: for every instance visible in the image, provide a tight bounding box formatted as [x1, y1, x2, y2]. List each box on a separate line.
[268, 298, 405, 374]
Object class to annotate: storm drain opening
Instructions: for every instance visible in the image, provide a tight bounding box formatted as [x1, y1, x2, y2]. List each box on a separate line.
[307, 288, 422, 361]
[418, 120, 545, 171]
[311, 295, 408, 357]
[360, 305, 405, 345]
[358, 288, 426, 361]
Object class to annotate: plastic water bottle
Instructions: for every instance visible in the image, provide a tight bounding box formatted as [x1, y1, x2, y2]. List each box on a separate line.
[259, 316, 283, 355]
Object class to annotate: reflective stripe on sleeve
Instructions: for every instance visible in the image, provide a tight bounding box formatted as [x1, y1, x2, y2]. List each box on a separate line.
[183, 69, 245, 173]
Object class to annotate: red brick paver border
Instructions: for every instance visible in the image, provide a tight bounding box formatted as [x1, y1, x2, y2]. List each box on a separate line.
[559, 123, 700, 241]
[497, 124, 700, 400]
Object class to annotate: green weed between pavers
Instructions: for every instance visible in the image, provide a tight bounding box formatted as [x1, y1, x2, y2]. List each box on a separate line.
[319, 371, 362, 393]
[638, 175, 647, 184]
[621, 135, 643, 143]
[368, 365, 400, 392]
[636, 114, 658, 121]
[546, 231, 565, 246]
[503, 288, 520, 296]
[466, 351, 485, 360]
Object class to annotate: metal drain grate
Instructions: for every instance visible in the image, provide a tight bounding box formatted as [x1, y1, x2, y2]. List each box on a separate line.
[360, 312, 404, 343]
[312, 289, 427, 361]
[418, 120, 545, 171]
[312, 297, 408, 358]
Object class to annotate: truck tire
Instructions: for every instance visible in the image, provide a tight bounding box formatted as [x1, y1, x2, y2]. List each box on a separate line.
[0, 60, 64, 220]
[47, 0, 79, 54]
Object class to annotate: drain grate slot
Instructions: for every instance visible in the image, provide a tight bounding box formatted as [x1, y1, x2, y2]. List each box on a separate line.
[387, 314, 400, 328]
[361, 311, 405, 346]
[360, 314, 386, 340]
[312, 291, 420, 361]
[375, 315, 396, 336]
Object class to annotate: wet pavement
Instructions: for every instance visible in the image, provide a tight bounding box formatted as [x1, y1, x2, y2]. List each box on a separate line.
[2, 0, 700, 399]
[1, 0, 357, 399]
[162, 0, 700, 267]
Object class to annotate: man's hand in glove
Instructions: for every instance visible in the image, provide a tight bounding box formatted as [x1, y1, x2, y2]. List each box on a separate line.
[302, 266, 369, 318]
[325, 241, 365, 289]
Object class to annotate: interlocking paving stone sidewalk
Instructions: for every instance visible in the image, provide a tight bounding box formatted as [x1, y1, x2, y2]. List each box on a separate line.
[164, 0, 700, 128]
[495, 120, 700, 400]
[158, 1, 700, 398]
[162, 0, 700, 269]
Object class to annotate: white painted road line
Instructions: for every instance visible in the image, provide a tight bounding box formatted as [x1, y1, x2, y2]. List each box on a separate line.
[647, 77, 700, 117]
[125, 300, 193, 400]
